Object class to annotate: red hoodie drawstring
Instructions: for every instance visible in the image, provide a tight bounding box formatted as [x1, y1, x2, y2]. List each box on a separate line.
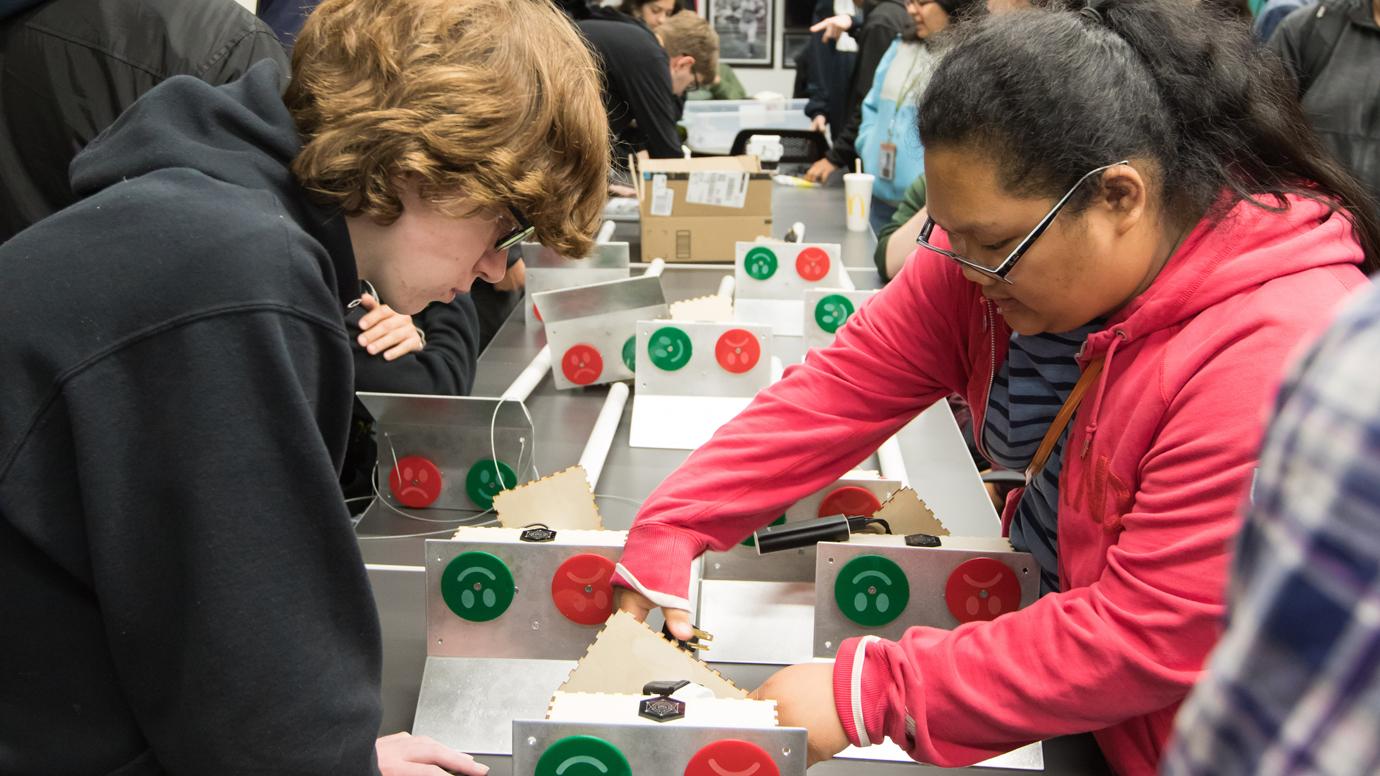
[1082, 328, 1128, 459]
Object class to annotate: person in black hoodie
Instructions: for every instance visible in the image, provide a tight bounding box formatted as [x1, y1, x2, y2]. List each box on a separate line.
[0, 0, 609, 775]
[804, 0, 915, 182]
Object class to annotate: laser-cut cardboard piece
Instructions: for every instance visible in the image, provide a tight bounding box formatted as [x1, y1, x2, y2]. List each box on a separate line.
[493, 465, 604, 531]
[558, 611, 746, 698]
[872, 487, 949, 538]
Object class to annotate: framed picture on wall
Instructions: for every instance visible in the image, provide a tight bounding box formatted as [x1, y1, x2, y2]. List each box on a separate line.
[708, 0, 774, 67]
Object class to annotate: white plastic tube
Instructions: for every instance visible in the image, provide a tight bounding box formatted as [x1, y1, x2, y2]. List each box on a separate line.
[501, 345, 552, 402]
[877, 435, 910, 488]
[644, 257, 666, 278]
[578, 381, 630, 488]
[596, 220, 617, 245]
[716, 274, 735, 300]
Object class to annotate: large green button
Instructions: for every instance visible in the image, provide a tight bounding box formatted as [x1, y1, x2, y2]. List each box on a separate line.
[743, 246, 778, 280]
[741, 515, 787, 547]
[466, 458, 516, 509]
[835, 554, 909, 627]
[441, 550, 515, 622]
[814, 294, 856, 334]
[621, 335, 637, 373]
[535, 734, 631, 776]
[647, 326, 693, 371]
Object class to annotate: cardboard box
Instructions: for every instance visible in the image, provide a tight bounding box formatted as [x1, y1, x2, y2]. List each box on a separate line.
[635, 155, 772, 263]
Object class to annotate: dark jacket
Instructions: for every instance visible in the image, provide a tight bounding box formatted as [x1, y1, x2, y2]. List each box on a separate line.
[578, 7, 683, 163]
[0, 0, 288, 243]
[800, 0, 858, 135]
[1270, 0, 1380, 204]
[0, 60, 383, 776]
[825, 0, 913, 170]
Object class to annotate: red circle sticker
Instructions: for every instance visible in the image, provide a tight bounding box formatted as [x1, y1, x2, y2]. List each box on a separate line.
[714, 328, 761, 374]
[561, 344, 603, 386]
[795, 247, 831, 282]
[945, 557, 1023, 624]
[818, 485, 882, 518]
[551, 553, 617, 625]
[389, 455, 443, 508]
[533, 303, 543, 322]
[684, 739, 780, 776]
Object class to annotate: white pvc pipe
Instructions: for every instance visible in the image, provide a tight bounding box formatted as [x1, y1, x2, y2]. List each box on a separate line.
[877, 435, 910, 488]
[502, 345, 551, 402]
[595, 220, 617, 245]
[643, 257, 666, 278]
[716, 274, 735, 299]
[578, 381, 630, 489]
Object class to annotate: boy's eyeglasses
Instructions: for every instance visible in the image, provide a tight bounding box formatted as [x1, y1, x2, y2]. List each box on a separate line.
[495, 206, 534, 252]
[916, 160, 1128, 285]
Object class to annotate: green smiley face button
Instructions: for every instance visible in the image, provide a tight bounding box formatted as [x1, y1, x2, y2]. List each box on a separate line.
[622, 335, 638, 373]
[465, 458, 517, 509]
[814, 294, 856, 334]
[535, 735, 631, 776]
[743, 246, 778, 281]
[648, 326, 693, 371]
[835, 554, 910, 627]
[441, 550, 515, 622]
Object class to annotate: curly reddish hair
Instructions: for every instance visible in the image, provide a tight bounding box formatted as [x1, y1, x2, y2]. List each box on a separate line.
[285, 0, 610, 257]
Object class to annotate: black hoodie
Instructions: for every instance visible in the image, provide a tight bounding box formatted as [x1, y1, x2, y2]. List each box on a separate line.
[0, 60, 383, 775]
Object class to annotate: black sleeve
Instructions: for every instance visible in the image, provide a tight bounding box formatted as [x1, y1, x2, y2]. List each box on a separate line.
[66, 312, 382, 775]
[611, 47, 684, 159]
[349, 295, 482, 396]
[825, 26, 900, 169]
[802, 35, 828, 119]
[1267, 4, 1317, 93]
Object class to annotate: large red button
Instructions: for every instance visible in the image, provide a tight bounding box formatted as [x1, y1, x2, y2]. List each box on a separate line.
[551, 553, 617, 625]
[714, 328, 761, 374]
[795, 247, 831, 282]
[389, 455, 442, 508]
[561, 344, 603, 386]
[945, 558, 1022, 624]
[684, 739, 780, 776]
[818, 485, 882, 518]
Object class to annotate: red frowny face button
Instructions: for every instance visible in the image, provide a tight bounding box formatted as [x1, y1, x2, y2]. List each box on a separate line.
[714, 328, 761, 374]
[684, 739, 780, 776]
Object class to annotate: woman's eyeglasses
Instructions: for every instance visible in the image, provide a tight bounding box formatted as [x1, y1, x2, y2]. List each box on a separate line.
[916, 160, 1128, 285]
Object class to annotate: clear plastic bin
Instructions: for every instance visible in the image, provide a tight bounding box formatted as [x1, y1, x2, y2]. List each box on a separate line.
[681, 98, 811, 154]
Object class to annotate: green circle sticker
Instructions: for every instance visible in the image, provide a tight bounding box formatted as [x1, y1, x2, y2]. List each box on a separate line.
[814, 294, 856, 334]
[441, 550, 515, 622]
[535, 735, 631, 776]
[743, 246, 778, 281]
[647, 326, 693, 371]
[741, 515, 787, 547]
[465, 458, 516, 509]
[835, 554, 910, 627]
[621, 335, 637, 373]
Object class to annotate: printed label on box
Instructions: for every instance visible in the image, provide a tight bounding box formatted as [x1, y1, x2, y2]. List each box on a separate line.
[686, 171, 749, 209]
[650, 174, 674, 216]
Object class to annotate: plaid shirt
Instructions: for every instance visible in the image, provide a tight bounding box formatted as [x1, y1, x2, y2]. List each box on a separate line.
[1163, 282, 1380, 776]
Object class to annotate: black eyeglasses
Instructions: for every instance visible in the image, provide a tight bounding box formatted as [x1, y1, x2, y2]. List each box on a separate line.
[495, 205, 535, 252]
[916, 160, 1128, 285]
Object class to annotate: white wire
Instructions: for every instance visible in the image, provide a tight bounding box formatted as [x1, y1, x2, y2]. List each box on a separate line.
[489, 397, 540, 487]
[592, 493, 645, 507]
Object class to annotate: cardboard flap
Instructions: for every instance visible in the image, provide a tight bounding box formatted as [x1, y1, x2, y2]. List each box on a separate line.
[873, 487, 949, 537]
[559, 611, 746, 698]
[669, 294, 735, 322]
[493, 465, 604, 530]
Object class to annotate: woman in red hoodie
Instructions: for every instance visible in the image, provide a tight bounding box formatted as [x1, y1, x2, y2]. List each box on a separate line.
[612, 0, 1380, 772]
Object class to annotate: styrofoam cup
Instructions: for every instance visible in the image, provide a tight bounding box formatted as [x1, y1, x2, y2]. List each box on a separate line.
[843, 173, 874, 232]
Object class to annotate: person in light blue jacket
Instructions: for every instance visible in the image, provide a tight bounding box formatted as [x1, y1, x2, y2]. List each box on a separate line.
[855, 0, 977, 232]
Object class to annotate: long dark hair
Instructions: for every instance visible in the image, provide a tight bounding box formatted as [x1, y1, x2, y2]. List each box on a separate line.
[917, 0, 1380, 274]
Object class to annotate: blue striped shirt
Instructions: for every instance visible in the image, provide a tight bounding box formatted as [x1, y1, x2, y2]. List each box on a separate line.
[983, 325, 1101, 594]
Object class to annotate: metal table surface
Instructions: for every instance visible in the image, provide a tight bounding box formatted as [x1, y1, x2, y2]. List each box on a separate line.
[356, 183, 1111, 774]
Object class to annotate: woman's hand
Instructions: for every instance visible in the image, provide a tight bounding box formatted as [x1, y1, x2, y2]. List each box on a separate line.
[751, 663, 851, 766]
[809, 14, 853, 42]
[357, 293, 425, 361]
[614, 587, 695, 641]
